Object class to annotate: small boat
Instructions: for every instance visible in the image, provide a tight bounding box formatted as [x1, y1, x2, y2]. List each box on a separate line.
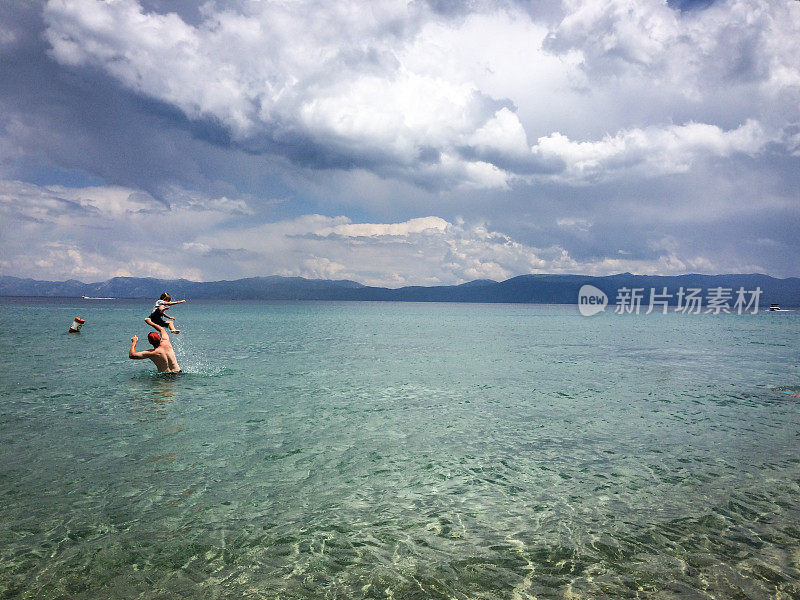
[82, 294, 116, 300]
[768, 303, 792, 312]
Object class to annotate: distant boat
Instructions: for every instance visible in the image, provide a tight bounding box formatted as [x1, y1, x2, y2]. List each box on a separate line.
[768, 303, 792, 312]
[82, 294, 116, 300]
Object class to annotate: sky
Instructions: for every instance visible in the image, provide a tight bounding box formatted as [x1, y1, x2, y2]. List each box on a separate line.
[0, 0, 798, 287]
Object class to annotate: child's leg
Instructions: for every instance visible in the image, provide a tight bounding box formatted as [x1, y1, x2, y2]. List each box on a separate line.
[147, 316, 180, 334]
[163, 314, 180, 333]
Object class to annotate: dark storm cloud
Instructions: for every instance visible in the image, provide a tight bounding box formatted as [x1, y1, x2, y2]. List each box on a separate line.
[0, 2, 309, 206]
[0, 5, 187, 192]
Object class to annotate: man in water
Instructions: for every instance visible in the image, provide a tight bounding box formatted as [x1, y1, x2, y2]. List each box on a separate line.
[129, 324, 181, 373]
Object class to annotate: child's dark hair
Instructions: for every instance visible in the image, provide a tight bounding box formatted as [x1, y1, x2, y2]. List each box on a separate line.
[160, 292, 171, 301]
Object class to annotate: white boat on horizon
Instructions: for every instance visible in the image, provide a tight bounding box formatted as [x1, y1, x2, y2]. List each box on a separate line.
[82, 294, 116, 300]
[768, 303, 793, 312]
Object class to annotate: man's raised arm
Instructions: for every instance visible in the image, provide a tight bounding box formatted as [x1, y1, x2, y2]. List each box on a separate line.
[129, 335, 152, 359]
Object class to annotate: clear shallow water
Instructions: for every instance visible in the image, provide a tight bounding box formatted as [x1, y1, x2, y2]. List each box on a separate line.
[1, 298, 799, 599]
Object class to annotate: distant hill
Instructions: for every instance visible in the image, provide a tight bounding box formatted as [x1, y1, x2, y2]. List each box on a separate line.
[1, 273, 798, 306]
[0, 275, 365, 301]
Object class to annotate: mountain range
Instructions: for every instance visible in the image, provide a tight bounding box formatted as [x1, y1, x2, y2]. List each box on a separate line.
[1, 273, 799, 306]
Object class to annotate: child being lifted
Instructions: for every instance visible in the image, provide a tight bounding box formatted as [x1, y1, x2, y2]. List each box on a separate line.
[145, 292, 186, 334]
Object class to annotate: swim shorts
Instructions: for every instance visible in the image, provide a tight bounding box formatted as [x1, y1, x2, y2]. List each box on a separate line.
[148, 311, 169, 327]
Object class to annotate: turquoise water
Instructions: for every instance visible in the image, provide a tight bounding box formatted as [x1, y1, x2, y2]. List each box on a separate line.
[1, 298, 799, 599]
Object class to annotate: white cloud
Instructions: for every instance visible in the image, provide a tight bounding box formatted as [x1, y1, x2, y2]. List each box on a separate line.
[547, 0, 800, 96]
[549, 0, 682, 72]
[39, 0, 800, 189]
[0, 180, 164, 226]
[557, 217, 593, 232]
[41, 0, 796, 190]
[18, 240, 200, 281]
[318, 216, 448, 237]
[0, 180, 250, 221]
[0, 179, 777, 283]
[181, 241, 212, 255]
[467, 108, 530, 158]
[43, 0, 520, 188]
[530, 119, 771, 183]
[0, 180, 249, 280]
[199, 213, 751, 286]
[294, 257, 350, 281]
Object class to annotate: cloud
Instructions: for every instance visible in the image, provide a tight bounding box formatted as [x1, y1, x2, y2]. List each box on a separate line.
[0, 179, 250, 220]
[557, 217, 592, 232]
[0, 1, 798, 283]
[0, 179, 250, 280]
[200, 213, 760, 286]
[40, 0, 797, 191]
[204, 214, 549, 285]
[316, 216, 449, 238]
[0, 178, 790, 284]
[546, 0, 683, 73]
[529, 119, 772, 183]
[546, 0, 800, 97]
[24, 241, 199, 281]
[0, 179, 162, 224]
[42, 0, 522, 189]
[297, 256, 350, 281]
